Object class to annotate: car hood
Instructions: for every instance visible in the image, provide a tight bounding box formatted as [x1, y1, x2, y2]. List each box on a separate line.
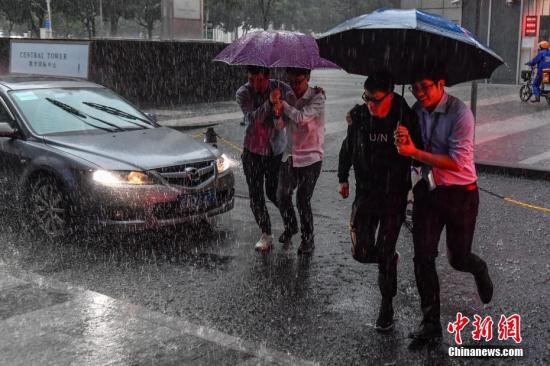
[44, 127, 217, 171]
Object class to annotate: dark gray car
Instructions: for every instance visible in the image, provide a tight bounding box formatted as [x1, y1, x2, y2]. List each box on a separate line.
[0, 75, 235, 236]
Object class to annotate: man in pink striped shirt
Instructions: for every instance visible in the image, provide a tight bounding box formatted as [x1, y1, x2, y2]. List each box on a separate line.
[271, 67, 325, 255]
[395, 71, 493, 341]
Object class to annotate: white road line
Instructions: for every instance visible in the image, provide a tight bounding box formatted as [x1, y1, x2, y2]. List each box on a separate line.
[464, 93, 518, 108]
[519, 150, 550, 165]
[0, 265, 317, 366]
[474, 109, 550, 145]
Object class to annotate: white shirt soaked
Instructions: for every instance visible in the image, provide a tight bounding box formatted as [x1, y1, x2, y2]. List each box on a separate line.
[278, 87, 325, 167]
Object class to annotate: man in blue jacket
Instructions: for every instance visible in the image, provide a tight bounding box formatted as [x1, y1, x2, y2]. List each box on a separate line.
[526, 41, 550, 103]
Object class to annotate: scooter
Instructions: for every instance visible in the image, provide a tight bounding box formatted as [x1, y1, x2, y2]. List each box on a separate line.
[519, 66, 550, 105]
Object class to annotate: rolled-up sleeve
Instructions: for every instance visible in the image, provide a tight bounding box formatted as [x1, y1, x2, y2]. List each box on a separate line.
[236, 86, 271, 129]
[281, 93, 324, 127]
[448, 107, 475, 168]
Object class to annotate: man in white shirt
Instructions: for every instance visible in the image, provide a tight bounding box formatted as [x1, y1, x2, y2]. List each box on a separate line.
[270, 68, 325, 255]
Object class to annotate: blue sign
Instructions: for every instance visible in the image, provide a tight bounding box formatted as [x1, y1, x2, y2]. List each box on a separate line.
[44, 20, 51, 28]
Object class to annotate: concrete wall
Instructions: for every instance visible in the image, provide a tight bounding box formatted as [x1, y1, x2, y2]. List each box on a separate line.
[0, 38, 244, 107]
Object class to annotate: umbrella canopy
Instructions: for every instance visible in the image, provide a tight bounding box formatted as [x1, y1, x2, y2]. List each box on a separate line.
[214, 30, 340, 69]
[317, 8, 505, 86]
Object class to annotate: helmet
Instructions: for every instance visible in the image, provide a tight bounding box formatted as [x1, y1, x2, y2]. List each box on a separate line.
[539, 41, 550, 49]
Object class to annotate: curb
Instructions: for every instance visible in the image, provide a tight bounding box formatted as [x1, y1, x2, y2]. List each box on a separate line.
[475, 161, 550, 181]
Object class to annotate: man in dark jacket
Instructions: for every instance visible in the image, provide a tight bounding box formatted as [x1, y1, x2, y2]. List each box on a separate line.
[338, 72, 422, 332]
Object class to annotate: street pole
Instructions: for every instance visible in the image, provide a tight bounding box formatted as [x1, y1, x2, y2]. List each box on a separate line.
[470, 0, 482, 118]
[46, 0, 53, 38]
[99, 0, 103, 37]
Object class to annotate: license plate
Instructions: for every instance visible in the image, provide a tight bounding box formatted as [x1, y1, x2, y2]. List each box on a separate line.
[180, 191, 216, 210]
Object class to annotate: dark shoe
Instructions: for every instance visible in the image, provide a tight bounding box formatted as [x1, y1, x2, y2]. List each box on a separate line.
[278, 228, 298, 244]
[408, 321, 442, 340]
[375, 300, 394, 332]
[530, 96, 540, 103]
[297, 238, 315, 255]
[475, 267, 494, 304]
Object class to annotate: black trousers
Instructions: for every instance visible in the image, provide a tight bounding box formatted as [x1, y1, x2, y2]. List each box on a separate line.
[412, 180, 488, 324]
[276, 158, 322, 242]
[242, 149, 282, 235]
[350, 192, 406, 300]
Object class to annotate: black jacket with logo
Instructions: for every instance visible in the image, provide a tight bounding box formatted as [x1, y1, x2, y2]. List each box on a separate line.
[338, 94, 423, 212]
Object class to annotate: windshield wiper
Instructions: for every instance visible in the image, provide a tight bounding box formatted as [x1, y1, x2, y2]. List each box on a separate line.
[46, 98, 117, 133]
[46, 98, 87, 118]
[82, 102, 153, 128]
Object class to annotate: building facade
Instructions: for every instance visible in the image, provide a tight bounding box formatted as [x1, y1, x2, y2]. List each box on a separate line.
[402, 0, 550, 84]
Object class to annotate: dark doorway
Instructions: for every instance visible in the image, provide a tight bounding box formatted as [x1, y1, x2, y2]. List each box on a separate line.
[540, 16, 550, 42]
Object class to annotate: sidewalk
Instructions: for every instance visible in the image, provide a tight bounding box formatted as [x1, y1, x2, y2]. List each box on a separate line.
[148, 70, 550, 174]
[0, 264, 316, 366]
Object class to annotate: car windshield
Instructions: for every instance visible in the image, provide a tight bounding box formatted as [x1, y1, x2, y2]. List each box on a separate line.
[9, 87, 153, 135]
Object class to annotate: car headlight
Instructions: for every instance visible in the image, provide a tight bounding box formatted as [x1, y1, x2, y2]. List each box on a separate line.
[92, 170, 157, 186]
[216, 153, 236, 173]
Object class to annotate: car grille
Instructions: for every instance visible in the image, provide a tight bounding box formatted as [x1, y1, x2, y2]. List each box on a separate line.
[156, 160, 215, 187]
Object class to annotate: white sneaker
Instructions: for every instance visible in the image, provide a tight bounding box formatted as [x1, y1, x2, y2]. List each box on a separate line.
[255, 233, 273, 252]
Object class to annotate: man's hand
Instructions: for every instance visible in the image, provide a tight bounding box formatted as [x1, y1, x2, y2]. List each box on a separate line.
[313, 86, 325, 97]
[270, 88, 281, 104]
[273, 101, 283, 118]
[345, 105, 361, 125]
[338, 182, 349, 199]
[394, 125, 417, 157]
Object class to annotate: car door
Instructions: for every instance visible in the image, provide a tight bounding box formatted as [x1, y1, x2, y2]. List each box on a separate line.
[0, 94, 24, 209]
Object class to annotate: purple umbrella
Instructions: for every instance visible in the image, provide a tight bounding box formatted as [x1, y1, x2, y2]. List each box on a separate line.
[213, 30, 340, 69]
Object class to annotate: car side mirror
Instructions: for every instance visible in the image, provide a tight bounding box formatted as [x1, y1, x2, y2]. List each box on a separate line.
[0, 122, 17, 138]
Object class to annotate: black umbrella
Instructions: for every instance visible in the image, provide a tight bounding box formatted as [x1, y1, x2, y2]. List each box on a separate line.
[317, 8, 505, 86]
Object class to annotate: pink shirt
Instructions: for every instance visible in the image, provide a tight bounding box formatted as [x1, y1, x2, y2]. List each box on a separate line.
[280, 87, 325, 167]
[413, 93, 477, 186]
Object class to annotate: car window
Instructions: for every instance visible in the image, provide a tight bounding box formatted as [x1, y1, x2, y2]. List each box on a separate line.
[9, 87, 152, 135]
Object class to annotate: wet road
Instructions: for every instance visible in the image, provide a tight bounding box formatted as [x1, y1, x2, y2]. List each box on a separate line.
[2, 70, 550, 365]
[1, 170, 548, 365]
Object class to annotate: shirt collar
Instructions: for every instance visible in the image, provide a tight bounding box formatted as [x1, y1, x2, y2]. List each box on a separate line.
[298, 87, 314, 101]
[417, 92, 449, 116]
[433, 92, 449, 114]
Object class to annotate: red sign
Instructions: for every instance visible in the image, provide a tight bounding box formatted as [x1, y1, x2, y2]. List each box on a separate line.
[525, 16, 538, 37]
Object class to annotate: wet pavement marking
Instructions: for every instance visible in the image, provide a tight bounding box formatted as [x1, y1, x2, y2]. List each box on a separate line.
[475, 109, 550, 145]
[0, 283, 71, 320]
[479, 186, 550, 213]
[503, 197, 550, 213]
[0, 265, 318, 366]
[193, 130, 244, 154]
[519, 150, 550, 165]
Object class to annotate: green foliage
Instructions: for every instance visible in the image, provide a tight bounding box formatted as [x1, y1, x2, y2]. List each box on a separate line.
[0, 0, 400, 39]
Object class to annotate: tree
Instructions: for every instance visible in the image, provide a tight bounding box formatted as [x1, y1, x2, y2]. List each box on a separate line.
[256, 0, 277, 30]
[61, 0, 99, 39]
[0, 0, 27, 35]
[132, 0, 161, 39]
[204, 0, 246, 34]
[103, 0, 134, 37]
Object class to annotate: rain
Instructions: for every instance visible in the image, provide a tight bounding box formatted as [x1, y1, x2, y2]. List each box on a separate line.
[0, 1, 550, 365]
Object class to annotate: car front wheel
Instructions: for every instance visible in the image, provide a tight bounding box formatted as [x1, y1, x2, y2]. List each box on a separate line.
[27, 175, 72, 238]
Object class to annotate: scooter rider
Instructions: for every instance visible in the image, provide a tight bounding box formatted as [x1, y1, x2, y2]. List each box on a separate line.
[526, 41, 550, 103]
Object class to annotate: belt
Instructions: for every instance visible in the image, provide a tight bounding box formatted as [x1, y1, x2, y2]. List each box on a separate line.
[438, 182, 478, 191]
